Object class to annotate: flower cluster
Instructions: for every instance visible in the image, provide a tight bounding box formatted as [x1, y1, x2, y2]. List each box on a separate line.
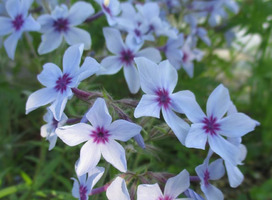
[0, 0, 260, 199]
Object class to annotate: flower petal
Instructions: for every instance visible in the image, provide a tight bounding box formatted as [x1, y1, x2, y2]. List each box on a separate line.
[86, 98, 112, 128]
[103, 27, 125, 54]
[164, 169, 190, 199]
[68, 1, 94, 25]
[218, 113, 256, 137]
[134, 57, 161, 94]
[0, 17, 13, 36]
[201, 184, 224, 200]
[64, 27, 91, 50]
[77, 57, 100, 82]
[63, 43, 83, 75]
[4, 32, 21, 60]
[158, 60, 178, 93]
[48, 94, 69, 121]
[225, 161, 244, 188]
[71, 178, 80, 198]
[134, 94, 160, 118]
[6, 0, 20, 18]
[185, 123, 208, 150]
[23, 15, 40, 31]
[208, 134, 239, 165]
[206, 84, 230, 119]
[56, 123, 93, 146]
[137, 183, 163, 200]
[98, 56, 123, 75]
[106, 177, 130, 200]
[162, 108, 190, 145]
[136, 47, 161, 63]
[208, 159, 225, 180]
[77, 140, 101, 176]
[86, 166, 105, 193]
[123, 64, 140, 94]
[38, 31, 63, 55]
[26, 88, 57, 114]
[109, 119, 142, 142]
[101, 139, 127, 172]
[37, 63, 62, 87]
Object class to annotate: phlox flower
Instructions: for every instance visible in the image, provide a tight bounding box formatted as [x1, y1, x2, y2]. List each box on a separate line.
[106, 177, 130, 200]
[0, 0, 40, 59]
[117, 2, 155, 45]
[184, 188, 204, 200]
[134, 57, 194, 145]
[37, 1, 94, 54]
[56, 98, 142, 176]
[95, 0, 121, 26]
[137, 169, 190, 200]
[164, 35, 203, 77]
[98, 27, 161, 94]
[72, 163, 104, 200]
[178, 84, 257, 165]
[26, 44, 100, 121]
[196, 155, 225, 200]
[40, 109, 68, 150]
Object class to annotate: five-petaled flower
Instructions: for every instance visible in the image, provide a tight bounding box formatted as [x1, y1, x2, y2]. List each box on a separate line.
[98, 27, 161, 94]
[178, 84, 257, 165]
[25, 44, 100, 121]
[56, 98, 142, 176]
[37, 1, 94, 54]
[137, 169, 190, 200]
[134, 57, 195, 145]
[71, 163, 104, 200]
[195, 153, 225, 200]
[0, 0, 40, 59]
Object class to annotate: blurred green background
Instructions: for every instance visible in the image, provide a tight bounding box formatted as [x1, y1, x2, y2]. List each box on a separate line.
[0, 0, 271, 199]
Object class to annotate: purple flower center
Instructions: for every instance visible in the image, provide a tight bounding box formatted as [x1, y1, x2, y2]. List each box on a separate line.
[53, 18, 69, 32]
[182, 51, 189, 63]
[54, 73, 72, 93]
[52, 118, 59, 129]
[202, 115, 220, 136]
[90, 126, 110, 144]
[12, 14, 24, 31]
[134, 29, 141, 37]
[158, 196, 173, 200]
[79, 185, 88, 200]
[120, 49, 134, 66]
[204, 169, 210, 186]
[156, 88, 171, 109]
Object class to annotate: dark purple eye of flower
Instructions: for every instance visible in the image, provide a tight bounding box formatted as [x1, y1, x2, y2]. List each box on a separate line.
[54, 73, 72, 93]
[79, 185, 88, 200]
[134, 29, 141, 37]
[120, 49, 135, 66]
[158, 196, 173, 200]
[90, 126, 110, 144]
[12, 14, 24, 31]
[156, 88, 171, 109]
[204, 169, 210, 186]
[202, 115, 220, 136]
[182, 51, 189, 63]
[52, 118, 59, 128]
[53, 18, 69, 32]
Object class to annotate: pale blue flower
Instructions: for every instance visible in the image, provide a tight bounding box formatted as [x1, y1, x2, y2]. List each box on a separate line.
[98, 27, 161, 94]
[40, 109, 68, 150]
[72, 163, 104, 200]
[56, 98, 142, 175]
[134, 58, 195, 145]
[37, 1, 94, 54]
[0, 0, 40, 59]
[137, 170, 190, 200]
[177, 84, 257, 165]
[196, 155, 225, 200]
[26, 44, 100, 121]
